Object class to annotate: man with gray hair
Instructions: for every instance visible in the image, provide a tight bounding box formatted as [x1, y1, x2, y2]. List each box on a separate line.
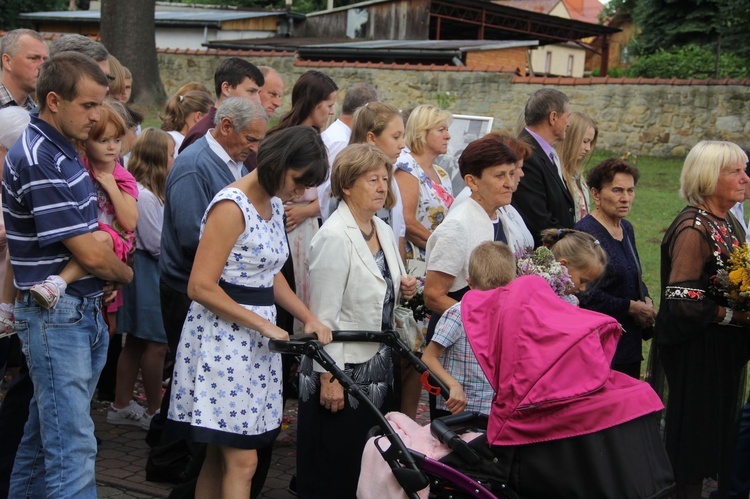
[318, 82, 380, 220]
[50, 33, 111, 77]
[511, 88, 573, 247]
[153, 97, 271, 497]
[0, 29, 48, 110]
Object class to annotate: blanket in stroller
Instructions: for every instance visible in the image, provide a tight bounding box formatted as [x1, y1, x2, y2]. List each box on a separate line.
[461, 275, 664, 446]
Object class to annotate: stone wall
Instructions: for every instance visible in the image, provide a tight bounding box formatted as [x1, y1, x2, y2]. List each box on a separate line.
[157, 49, 750, 157]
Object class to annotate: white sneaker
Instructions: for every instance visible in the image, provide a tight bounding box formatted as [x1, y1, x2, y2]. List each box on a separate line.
[107, 400, 145, 427]
[140, 409, 160, 431]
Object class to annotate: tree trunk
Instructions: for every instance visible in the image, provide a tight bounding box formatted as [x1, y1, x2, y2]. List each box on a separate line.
[100, 0, 166, 108]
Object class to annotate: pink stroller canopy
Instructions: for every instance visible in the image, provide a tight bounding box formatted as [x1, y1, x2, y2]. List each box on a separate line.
[461, 275, 664, 446]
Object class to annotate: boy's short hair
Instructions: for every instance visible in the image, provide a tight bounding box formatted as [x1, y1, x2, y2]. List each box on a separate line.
[468, 241, 516, 291]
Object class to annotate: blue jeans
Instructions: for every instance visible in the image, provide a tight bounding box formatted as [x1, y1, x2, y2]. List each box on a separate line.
[9, 292, 108, 499]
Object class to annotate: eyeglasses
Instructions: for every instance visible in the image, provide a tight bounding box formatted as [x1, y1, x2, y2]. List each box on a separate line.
[106, 74, 116, 83]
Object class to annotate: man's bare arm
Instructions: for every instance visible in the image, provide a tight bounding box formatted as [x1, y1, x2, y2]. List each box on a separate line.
[62, 233, 133, 284]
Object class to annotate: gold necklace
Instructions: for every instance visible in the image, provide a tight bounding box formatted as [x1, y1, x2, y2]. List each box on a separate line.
[360, 219, 376, 241]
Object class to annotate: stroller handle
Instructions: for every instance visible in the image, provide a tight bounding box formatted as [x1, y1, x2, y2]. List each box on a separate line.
[430, 412, 488, 464]
[268, 330, 450, 399]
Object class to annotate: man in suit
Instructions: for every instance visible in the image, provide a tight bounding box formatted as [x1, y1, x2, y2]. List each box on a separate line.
[511, 88, 573, 247]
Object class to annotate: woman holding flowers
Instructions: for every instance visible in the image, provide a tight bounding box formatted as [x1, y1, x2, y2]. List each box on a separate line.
[652, 141, 750, 499]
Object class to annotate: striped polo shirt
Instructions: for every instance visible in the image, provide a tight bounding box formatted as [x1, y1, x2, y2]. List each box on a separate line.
[2, 114, 103, 297]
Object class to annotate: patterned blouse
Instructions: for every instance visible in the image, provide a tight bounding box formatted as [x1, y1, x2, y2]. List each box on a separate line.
[395, 151, 454, 260]
[657, 206, 738, 345]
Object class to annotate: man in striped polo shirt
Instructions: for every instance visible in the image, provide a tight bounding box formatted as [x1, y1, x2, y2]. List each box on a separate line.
[2, 52, 133, 498]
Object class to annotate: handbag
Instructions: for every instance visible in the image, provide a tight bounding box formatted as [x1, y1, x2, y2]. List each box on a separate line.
[394, 305, 423, 351]
[624, 235, 655, 341]
[405, 240, 426, 280]
[394, 254, 425, 351]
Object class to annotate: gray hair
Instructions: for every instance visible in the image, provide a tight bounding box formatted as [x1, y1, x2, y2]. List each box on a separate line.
[524, 88, 569, 127]
[0, 107, 30, 149]
[1, 29, 45, 57]
[342, 83, 380, 115]
[214, 97, 267, 132]
[50, 34, 109, 62]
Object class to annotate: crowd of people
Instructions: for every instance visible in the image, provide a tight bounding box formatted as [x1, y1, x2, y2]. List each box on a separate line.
[0, 27, 748, 499]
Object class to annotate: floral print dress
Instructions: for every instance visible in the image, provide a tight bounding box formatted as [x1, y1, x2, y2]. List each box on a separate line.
[395, 151, 454, 260]
[168, 188, 289, 447]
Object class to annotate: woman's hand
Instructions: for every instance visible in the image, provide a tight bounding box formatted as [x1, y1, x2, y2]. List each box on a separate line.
[319, 373, 345, 413]
[304, 317, 332, 345]
[259, 322, 290, 342]
[400, 274, 418, 301]
[629, 299, 656, 328]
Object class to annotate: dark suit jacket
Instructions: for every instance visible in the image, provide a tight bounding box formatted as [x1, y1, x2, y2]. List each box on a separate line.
[511, 129, 575, 247]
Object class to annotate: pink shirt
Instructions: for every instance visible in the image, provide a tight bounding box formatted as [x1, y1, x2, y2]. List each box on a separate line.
[83, 158, 139, 255]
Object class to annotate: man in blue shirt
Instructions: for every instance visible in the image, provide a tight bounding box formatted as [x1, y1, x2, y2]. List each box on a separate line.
[3, 51, 133, 498]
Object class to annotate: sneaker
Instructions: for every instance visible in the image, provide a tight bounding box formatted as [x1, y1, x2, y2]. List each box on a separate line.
[107, 400, 145, 427]
[30, 280, 62, 309]
[140, 409, 160, 431]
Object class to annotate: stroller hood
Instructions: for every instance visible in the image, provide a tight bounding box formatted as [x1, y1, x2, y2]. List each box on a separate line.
[462, 275, 664, 446]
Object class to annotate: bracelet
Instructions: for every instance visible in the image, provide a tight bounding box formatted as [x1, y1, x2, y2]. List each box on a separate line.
[720, 308, 733, 326]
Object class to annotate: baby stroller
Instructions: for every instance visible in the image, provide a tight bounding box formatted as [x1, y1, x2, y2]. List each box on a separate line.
[270, 274, 676, 498]
[270, 329, 509, 498]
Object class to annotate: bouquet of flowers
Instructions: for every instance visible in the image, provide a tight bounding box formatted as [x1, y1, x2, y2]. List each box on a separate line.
[401, 273, 428, 322]
[712, 243, 750, 311]
[515, 246, 574, 297]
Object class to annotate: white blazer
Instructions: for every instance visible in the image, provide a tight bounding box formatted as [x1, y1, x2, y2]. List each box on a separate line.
[307, 200, 403, 371]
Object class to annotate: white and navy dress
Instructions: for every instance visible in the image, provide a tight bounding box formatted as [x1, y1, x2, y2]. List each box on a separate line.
[168, 188, 289, 449]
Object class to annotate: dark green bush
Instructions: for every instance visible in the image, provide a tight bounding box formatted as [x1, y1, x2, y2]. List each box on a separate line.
[625, 44, 749, 79]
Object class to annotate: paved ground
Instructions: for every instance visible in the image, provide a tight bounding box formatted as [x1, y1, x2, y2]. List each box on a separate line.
[93, 396, 302, 499]
[4, 371, 718, 498]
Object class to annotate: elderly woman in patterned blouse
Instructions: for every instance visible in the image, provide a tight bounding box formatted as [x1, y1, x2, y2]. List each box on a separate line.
[652, 141, 750, 499]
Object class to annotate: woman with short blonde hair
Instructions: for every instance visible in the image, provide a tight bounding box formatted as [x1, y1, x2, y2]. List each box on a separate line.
[651, 140, 750, 498]
[298, 143, 417, 498]
[395, 104, 454, 262]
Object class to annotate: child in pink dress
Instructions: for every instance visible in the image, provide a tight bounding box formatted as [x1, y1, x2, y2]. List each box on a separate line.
[30, 102, 138, 309]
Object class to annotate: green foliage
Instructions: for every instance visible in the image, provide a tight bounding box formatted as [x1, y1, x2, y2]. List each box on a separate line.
[599, 0, 635, 24]
[625, 44, 749, 79]
[631, 0, 750, 60]
[0, 0, 67, 30]
[434, 91, 456, 110]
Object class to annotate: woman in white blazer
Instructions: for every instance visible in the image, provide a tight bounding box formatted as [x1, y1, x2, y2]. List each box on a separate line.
[296, 143, 417, 499]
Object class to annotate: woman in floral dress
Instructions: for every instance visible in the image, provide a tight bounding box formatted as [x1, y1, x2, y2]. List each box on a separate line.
[167, 126, 332, 498]
[651, 141, 750, 498]
[394, 104, 454, 262]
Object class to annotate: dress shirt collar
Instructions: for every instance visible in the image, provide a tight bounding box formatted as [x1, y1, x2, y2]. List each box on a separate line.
[206, 129, 243, 181]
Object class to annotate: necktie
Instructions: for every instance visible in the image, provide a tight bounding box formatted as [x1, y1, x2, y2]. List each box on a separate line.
[550, 150, 566, 185]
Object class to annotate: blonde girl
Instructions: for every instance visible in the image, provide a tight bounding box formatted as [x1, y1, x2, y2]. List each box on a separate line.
[555, 112, 598, 222]
[160, 89, 213, 155]
[540, 228, 607, 298]
[110, 128, 175, 427]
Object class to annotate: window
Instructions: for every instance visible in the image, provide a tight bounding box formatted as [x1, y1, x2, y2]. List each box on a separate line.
[545, 52, 552, 74]
[567, 55, 574, 76]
